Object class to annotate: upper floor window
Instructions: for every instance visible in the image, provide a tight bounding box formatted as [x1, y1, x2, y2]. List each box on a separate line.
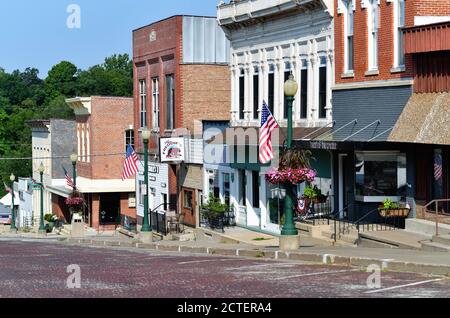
[344, 0, 354, 72]
[139, 80, 147, 128]
[239, 69, 245, 120]
[300, 60, 308, 119]
[283, 62, 292, 119]
[253, 66, 259, 120]
[166, 74, 175, 130]
[268, 64, 275, 115]
[368, 0, 380, 71]
[152, 78, 160, 130]
[318, 57, 327, 119]
[125, 129, 135, 153]
[396, 0, 406, 67]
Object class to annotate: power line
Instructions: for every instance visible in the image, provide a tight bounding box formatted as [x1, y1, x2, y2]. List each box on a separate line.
[0, 152, 130, 161]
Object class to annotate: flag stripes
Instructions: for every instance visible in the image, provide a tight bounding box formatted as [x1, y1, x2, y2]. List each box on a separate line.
[259, 101, 279, 164]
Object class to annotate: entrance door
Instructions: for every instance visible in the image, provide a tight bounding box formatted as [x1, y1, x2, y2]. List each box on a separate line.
[99, 193, 121, 226]
[338, 154, 349, 219]
[182, 188, 196, 227]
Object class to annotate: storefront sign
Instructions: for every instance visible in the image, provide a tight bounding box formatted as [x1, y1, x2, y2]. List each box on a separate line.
[309, 141, 338, 151]
[149, 165, 159, 174]
[160, 138, 185, 163]
[149, 176, 157, 182]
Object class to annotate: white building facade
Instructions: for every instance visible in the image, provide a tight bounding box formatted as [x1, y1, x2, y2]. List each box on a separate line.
[218, 0, 334, 234]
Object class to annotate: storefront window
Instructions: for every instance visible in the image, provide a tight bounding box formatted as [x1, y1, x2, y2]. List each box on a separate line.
[222, 173, 231, 207]
[208, 170, 220, 198]
[266, 181, 285, 226]
[355, 152, 407, 199]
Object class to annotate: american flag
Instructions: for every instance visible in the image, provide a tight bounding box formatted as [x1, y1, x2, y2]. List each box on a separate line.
[434, 153, 443, 182]
[3, 182, 11, 193]
[122, 145, 139, 181]
[62, 166, 76, 189]
[259, 101, 279, 164]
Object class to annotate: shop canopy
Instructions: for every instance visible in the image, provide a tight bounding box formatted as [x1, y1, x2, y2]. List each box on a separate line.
[0, 192, 19, 207]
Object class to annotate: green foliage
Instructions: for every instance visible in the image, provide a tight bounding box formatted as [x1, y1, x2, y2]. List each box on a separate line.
[201, 194, 228, 214]
[44, 214, 57, 223]
[303, 186, 317, 200]
[0, 54, 133, 197]
[381, 199, 399, 210]
[279, 148, 314, 170]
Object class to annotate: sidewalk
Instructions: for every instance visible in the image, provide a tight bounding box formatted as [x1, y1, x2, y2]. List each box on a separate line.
[62, 235, 450, 277]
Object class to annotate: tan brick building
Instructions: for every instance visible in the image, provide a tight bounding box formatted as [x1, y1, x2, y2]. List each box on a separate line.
[133, 15, 230, 228]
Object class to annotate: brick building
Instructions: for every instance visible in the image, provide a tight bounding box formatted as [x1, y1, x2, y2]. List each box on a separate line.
[132, 15, 230, 228]
[298, 0, 450, 225]
[29, 98, 137, 232]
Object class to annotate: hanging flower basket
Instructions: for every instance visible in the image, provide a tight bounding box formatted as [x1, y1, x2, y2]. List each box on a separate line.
[265, 167, 317, 186]
[65, 191, 85, 216]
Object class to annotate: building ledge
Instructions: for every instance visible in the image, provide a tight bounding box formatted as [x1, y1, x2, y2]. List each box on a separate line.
[364, 69, 380, 77]
[341, 71, 355, 79]
[217, 0, 329, 29]
[390, 66, 406, 74]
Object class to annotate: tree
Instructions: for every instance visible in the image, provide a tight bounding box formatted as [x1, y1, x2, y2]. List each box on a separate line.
[45, 61, 78, 97]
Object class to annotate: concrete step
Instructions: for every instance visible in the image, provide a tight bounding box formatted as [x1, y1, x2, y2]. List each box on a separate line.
[433, 235, 450, 246]
[421, 241, 450, 253]
[406, 218, 450, 236]
[321, 230, 358, 246]
[358, 230, 428, 250]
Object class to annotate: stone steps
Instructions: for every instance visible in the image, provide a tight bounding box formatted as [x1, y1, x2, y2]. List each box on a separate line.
[421, 241, 450, 253]
[433, 235, 450, 246]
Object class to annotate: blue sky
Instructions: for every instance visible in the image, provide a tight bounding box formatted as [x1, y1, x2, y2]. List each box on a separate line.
[0, 0, 219, 77]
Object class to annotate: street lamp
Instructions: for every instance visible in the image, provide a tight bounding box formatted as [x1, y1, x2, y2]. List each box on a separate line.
[9, 173, 17, 232]
[38, 163, 46, 234]
[70, 154, 78, 189]
[281, 74, 299, 237]
[141, 129, 151, 233]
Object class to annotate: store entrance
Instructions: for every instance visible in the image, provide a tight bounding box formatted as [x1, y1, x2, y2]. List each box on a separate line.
[99, 193, 121, 225]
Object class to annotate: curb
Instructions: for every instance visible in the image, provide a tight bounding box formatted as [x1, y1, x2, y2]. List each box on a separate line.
[65, 238, 450, 277]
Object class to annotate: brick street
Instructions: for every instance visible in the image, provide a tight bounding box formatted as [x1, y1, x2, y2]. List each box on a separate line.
[0, 239, 449, 298]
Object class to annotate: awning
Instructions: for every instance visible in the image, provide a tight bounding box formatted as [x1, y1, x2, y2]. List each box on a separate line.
[388, 92, 450, 145]
[0, 192, 19, 207]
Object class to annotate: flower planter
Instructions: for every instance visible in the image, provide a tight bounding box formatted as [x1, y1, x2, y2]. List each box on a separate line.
[379, 208, 410, 218]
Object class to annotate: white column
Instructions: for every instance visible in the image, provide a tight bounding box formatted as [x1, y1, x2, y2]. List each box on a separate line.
[308, 54, 317, 124]
[326, 50, 334, 121]
[230, 66, 237, 122]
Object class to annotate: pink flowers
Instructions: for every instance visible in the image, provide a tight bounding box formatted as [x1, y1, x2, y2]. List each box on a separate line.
[265, 168, 317, 185]
[65, 197, 84, 206]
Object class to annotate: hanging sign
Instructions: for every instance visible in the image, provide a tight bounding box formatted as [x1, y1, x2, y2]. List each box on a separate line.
[160, 138, 185, 163]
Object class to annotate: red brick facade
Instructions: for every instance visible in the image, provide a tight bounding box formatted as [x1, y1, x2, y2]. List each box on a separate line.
[334, 0, 450, 84]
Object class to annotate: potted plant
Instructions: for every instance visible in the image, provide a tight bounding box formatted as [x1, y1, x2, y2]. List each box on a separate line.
[201, 194, 228, 228]
[44, 213, 58, 233]
[65, 190, 85, 218]
[265, 149, 317, 186]
[379, 199, 410, 218]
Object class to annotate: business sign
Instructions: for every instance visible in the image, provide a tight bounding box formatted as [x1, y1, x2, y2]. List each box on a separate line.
[309, 141, 338, 151]
[149, 165, 159, 174]
[160, 138, 185, 163]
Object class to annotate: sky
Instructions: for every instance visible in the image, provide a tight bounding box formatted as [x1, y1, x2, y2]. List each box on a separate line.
[0, 0, 219, 78]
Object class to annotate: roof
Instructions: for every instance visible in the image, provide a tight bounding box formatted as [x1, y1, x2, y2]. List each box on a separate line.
[0, 192, 19, 207]
[389, 92, 450, 145]
[133, 15, 217, 33]
[403, 21, 450, 54]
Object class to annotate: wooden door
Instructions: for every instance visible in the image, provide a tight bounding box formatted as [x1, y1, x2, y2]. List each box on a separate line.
[182, 188, 196, 227]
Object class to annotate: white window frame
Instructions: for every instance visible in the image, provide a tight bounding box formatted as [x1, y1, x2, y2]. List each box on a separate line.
[393, 0, 406, 69]
[367, 0, 380, 71]
[139, 80, 147, 129]
[343, 0, 355, 73]
[125, 129, 135, 152]
[151, 77, 160, 131]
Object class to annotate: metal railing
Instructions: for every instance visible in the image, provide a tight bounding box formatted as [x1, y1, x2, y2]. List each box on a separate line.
[151, 211, 167, 236]
[199, 208, 236, 233]
[296, 195, 334, 226]
[333, 204, 406, 242]
[422, 199, 450, 237]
